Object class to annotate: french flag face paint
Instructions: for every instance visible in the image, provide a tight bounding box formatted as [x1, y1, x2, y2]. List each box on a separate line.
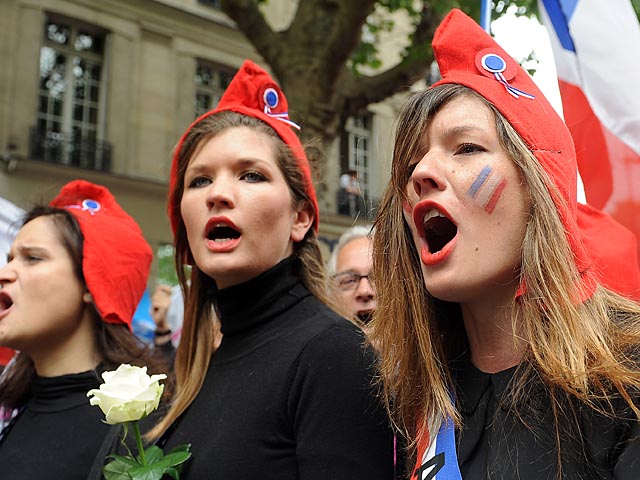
[466, 165, 507, 214]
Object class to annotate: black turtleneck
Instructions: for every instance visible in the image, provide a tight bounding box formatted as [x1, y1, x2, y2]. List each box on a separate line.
[0, 369, 111, 479]
[453, 359, 640, 479]
[162, 257, 395, 479]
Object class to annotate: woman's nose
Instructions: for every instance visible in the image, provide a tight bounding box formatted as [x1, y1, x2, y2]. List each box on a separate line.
[411, 153, 446, 198]
[205, 180, 235, 210]
[0, 261, 17, 286]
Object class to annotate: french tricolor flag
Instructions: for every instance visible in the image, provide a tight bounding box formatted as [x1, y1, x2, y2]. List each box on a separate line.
[538, 0, 640, 266]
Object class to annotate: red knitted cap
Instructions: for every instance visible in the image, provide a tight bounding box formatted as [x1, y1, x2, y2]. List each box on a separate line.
[168, 59, 319, 237]
[432, 9, 596, 300]
[50, 180, 152, 328]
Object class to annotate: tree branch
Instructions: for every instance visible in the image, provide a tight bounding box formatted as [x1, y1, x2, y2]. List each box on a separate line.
[219, 0, 284, 66]
[284, 0, 377, 73]
[339, 4, 441, 115]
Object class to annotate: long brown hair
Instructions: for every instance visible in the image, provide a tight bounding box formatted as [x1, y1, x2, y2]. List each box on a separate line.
[371, 84, 640, 455]
[0, 208, 165, 409]
[149, 111, 339, 439]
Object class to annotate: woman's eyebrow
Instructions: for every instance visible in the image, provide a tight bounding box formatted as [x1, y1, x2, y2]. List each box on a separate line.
[441, 124, 487, 138]
[16, 245, 49, 256]
[186, 156, 270, 171]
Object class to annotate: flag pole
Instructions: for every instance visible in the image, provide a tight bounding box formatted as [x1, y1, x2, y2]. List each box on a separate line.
[480, 0, 492, 32]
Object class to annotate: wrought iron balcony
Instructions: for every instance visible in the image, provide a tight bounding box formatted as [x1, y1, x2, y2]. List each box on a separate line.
[29, 127, 112, 172]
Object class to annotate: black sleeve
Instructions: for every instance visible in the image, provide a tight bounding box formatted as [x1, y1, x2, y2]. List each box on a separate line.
[613, 417, 640, 478]
[583, 393, 640, 479]
[287, 324, 395, 480]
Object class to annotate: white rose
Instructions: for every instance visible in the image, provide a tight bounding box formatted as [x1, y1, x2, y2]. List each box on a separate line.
[87, 364, 167, 425]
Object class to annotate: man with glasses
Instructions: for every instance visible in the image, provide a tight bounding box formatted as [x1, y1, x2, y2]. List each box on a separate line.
[330, 224, 406, 477]
[329, 225, 376, 326]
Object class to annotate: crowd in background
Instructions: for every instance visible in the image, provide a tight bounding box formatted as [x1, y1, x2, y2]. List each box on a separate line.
[1, 8, 640, 480]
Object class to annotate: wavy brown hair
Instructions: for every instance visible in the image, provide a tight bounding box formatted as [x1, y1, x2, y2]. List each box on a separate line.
[371, 84, 640, 462]
[149, 111, 340, 439]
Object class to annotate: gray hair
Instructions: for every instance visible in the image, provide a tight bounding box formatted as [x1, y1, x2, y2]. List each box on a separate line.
[329, 224, 373, 274]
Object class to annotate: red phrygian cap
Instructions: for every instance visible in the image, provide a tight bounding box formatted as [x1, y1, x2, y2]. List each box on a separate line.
[50, 180, 152, 329]
[168, 60, 319, 236]
[432, 9, 597, 300]
[577, 203, 640, 301]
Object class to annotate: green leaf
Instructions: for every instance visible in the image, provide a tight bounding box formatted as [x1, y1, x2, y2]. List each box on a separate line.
[142, 445, 164, 464]
[103, 459, 135, 480]
[108, 454, 140, 467]
[166, 443, 191, 455]
[154, 451, 192, 468]
[164, 467, 180, 480]
[127, 464, 166, 480]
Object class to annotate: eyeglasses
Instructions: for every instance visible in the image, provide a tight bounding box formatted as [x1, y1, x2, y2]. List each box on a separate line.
[332, 271, 374, 291]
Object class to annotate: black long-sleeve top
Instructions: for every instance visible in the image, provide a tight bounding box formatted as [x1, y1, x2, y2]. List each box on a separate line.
[455, 360, 640, 479]
[0, 370, 110, 479]
[411, 357, 640, 479]
[160, 257, 395, 479]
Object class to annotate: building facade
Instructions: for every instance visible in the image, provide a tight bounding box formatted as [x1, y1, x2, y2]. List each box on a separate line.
[0, 0, 403, 283]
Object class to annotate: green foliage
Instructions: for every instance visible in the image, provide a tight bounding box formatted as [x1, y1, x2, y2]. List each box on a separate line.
[377, 0, 420, 12]
[351, 0, 621, 76]
[103, 457, 136, 480]
[350, 0, 420, 73]
[156, 243, 178, 287]
[494, 0, 537, 17]
[350, 0, 539, 73]
[103, 422, 191, 480]
[351, 41, 382, 71]
[520, 50, 538, 77]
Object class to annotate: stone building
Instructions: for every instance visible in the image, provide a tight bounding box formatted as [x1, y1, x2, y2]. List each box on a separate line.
[0, 0, 406, 283]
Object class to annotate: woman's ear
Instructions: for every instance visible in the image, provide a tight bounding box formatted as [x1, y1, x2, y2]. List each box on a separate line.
[83, 291, 93, 305]
[291, 203, 314, 243]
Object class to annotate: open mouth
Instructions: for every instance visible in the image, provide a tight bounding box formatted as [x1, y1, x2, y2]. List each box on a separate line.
[423, 209, 457, 254]
[206, 224, 241, 243]
[0, 292, 13, 312]
[357, 311, 373, 324]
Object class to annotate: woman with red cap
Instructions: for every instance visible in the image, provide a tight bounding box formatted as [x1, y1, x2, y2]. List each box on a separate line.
[147, 60, 394, 479]
[371, 9, 640, 480]
[0, 180, 163, 478]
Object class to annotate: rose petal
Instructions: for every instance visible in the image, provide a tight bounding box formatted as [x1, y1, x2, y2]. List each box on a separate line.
[87, 364, 167, 424]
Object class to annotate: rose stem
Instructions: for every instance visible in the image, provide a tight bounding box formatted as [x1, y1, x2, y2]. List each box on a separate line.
[133, 421, 147, 466]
